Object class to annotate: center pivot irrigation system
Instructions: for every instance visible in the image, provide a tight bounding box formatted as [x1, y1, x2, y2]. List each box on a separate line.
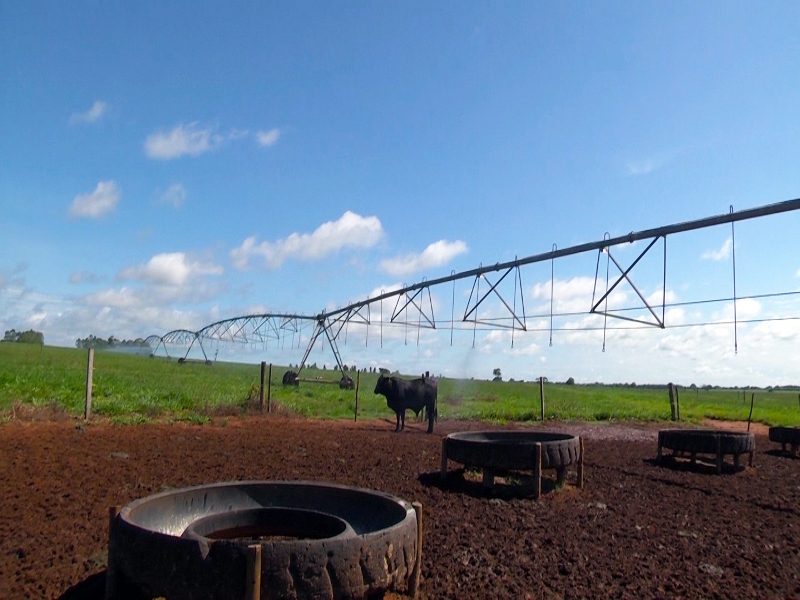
[146, 197, 800, 381]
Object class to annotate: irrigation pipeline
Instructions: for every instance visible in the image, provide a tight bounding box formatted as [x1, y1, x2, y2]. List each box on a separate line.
[145, 197, 800, 367]
[323, 196, 800, 320]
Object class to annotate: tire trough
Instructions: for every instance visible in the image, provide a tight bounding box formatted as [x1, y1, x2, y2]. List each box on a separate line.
[440, 431, 584, 499]
[657, 429, 755, 474]
[769, 426, 800, 457]
[106, 481, 421, 599]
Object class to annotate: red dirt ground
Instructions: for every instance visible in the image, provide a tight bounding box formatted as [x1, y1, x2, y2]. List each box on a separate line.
[1, 415, 798, 599]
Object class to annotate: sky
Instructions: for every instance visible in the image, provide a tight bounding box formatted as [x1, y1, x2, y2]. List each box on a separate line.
[2, 2, 800, 386]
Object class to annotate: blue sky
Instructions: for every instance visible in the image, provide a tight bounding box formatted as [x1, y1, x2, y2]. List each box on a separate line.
[3, 2, 800, 386]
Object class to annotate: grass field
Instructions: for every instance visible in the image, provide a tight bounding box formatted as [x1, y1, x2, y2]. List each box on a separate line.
[2, 342, 800, 426]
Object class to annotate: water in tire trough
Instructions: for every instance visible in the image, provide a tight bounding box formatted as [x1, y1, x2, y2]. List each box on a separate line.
[1, 416, 799, 599]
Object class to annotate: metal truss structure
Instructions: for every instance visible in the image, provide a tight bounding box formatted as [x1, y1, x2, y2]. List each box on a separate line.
[146, 197, 800, 379]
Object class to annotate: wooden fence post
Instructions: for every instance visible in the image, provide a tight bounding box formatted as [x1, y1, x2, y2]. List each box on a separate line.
[354, 370, 360, 422]
[259, 362, 266, 412]
[84, 348, 94, 420]
[267, 363, 272, 413]
[668, 383, 676, 421]
[675, 385, 680, 421]
[539, 377, 545, 421]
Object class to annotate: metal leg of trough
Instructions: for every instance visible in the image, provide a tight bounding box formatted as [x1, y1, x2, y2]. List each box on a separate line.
[750, 449, 756, 465]
[482, 468, 495, 488]
[246, 544, 262, 600]
[656, 432, 663, 463]
[690, 451, 697, 466]
[715, 434, 723, 475]
[734, 453, 741, 468]
[440, 437, 448, 480]
[556, 468, 566, 486]
[533, 442, 542, 500]
[409, 502, 423, 598]
[577, 437, 585, 489]
[105, 506, 121, 600]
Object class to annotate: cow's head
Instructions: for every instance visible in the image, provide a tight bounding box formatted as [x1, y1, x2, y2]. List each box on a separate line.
[374, 374, 390, 395]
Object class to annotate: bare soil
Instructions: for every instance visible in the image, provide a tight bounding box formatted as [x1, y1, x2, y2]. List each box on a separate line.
[1, 416, 799, 599]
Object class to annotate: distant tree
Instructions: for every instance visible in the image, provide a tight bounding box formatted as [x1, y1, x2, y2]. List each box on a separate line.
[566, 377, 575, 385]
[4, 329, 44, 344]
[492, 368, 502, 382]
[75, 335, 147, 349]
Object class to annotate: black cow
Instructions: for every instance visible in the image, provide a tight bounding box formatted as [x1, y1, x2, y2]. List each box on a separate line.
[374, 373, 438, 433]
[282, 370, 298, 386]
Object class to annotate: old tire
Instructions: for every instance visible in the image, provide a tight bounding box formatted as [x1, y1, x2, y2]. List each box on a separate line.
[445, 431, 581, 471]
[108, 481, 418, 600]
[659, 429, 755, 455]
[769, 426, 800, 446]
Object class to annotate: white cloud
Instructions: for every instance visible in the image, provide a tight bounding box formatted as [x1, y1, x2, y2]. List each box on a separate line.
[229, 128, 250, 140]
[83, 287, 142, 310]
[231, 211, 384, 270]
[625, 159, 658, 176]
[69, 271, 102, 284]
[69, 100, 107, 125]
[256, 128, 280, 147]
[144, 123, 221, 160]
[69, 180, 120, 218]
[530, 276, 629, 314]
[118, 252, 223, 286]
[625, 150, 674, 176]
[702, 238, 732, 261]
[160, 183, 187, 208]
[380, 240, 468, 277]
[144, 123, 282, 158]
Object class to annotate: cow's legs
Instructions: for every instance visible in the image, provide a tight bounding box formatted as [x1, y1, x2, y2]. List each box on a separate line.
[394, 412, 401, 432]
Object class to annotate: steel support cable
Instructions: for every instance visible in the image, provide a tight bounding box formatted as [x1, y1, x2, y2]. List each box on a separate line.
[517, 264, 527, 331]
[450, 271, 456, 346]
[533, 289, 800, 318]
[662, 236, 667, 327]
[550, 244, 556, 347]
[364, 311, 800, 336]
[416, 279, 425, 346]
[731, 206, 739, 354]
[603, 235, 611, 352]
[473, 267, 481, 348]
[404, 289, 408, 345]
[512, 260, 518, 348]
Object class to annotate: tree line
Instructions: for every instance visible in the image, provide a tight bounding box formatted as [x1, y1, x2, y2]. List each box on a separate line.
[3, 329, 44, 344]
[75, 335, 149, 349]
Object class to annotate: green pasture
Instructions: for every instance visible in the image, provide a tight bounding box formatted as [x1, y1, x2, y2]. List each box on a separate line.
[2, 342, 800, 426]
